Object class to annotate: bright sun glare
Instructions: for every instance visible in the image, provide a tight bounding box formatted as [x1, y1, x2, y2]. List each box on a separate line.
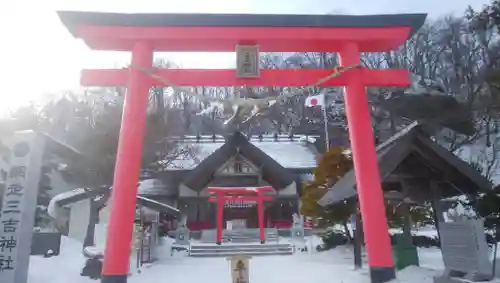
[0, 0, 250, 115]
[0, 0, 490, 115]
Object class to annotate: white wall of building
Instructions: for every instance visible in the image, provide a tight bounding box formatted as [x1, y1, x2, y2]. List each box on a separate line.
[68, 199, 91, 243]
[94, 204, 111, 250]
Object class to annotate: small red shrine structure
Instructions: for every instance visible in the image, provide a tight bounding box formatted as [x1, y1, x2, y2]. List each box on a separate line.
[57, 11, 426, 283]
[208, 186, 273, 244]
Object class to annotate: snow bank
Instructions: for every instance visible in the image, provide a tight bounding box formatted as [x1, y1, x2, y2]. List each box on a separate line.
[392, 266, 440, 283]
[29, 236, 88, 283]
[28, 235, 447, 283]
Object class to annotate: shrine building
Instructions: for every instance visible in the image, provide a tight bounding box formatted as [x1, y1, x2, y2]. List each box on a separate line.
[139, 131, 320, 230]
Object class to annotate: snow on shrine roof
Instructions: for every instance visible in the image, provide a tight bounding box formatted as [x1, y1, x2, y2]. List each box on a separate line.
[49, 182, 180, 216]
[137, 178, 172, 196]
[249, 140, 317, 169]
[52, 179, 172, 204]
[318, 122, 492, 207]
[57, 11, 426, 39]
[165, 134, 319, 170]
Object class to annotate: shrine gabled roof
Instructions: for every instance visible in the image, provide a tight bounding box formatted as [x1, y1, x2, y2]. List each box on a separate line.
[317, 122, 492, 207]
[181, 132, 307, 191]
[57, 11, 426, 38]
[163, 134, 319, 171]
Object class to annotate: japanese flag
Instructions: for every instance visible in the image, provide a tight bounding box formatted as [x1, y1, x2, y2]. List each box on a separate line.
[305, 94, 325, 107]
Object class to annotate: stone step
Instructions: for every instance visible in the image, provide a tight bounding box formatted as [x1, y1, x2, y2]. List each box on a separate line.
[189, 243, 293, 257]
[225, 232, 278, 236]
[200, 228, 280, 244]
[226, 240, 276, 243]
[227, 235, 278, 239]
[224, 237, 278, 241]
[202, 238, 279, 244]
[227, 238, 278, 242]
[190, 250, 293, 257]
[223, 233, 277, 237]
[191, 243, 290, 250]
[191, 247, 292, 253]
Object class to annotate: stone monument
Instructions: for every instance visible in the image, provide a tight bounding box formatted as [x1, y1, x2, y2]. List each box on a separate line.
[174, 214, 190, 246]
[290, 213, 306, 251]
[0, 131, 45, 283]
[434, 219, 493, 283]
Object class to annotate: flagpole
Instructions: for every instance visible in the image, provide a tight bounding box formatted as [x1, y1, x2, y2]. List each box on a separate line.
[322, 98, 330, 151]
[319, 53, 330, 151]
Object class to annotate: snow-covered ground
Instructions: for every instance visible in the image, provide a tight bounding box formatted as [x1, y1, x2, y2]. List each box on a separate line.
[29, 235, 447, 283]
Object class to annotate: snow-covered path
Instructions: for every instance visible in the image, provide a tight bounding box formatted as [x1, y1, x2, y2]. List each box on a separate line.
[28, 237, 444, 283]
[134, 255, 362, 283]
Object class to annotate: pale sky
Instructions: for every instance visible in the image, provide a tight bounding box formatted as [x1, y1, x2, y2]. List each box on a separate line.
[0, 0, 490, 113]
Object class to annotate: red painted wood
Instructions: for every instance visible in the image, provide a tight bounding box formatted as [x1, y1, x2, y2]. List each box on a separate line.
[101, 42, 153, 276]
[216, 193, 224, 244]
[207, 187, 273, 194]
[207, 186, 274, 243]
[78, 25, 412, 52]
[187, 221, 212, 231]
[339, 44, 394, 269]
[208, 196, 274, 202]
[81, 68, 409, 87]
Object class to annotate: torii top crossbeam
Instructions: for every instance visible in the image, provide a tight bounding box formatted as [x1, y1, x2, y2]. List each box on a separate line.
[58, 12, 425, 52]
[57, 11, 426, 87]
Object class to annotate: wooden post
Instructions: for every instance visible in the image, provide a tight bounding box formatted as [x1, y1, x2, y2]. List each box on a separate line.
[353, 210, 363, 269]
[400, 180, 413, 245]
[216, 192, 225, 245]
[430, 180, 444, 241]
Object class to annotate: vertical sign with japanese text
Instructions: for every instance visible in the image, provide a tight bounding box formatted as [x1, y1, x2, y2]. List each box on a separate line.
[0, 131, 44, 283]
[236, 45, 260, 78]
[228, 255, 251, 283]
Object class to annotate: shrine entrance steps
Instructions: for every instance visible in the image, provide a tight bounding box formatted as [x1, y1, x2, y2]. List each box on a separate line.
[200, 228, 279, 243]
[189, 243, 293, 257]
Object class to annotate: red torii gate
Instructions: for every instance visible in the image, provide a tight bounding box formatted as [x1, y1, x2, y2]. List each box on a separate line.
[57, 11, 426, 283]
[208, 186, 273, 245]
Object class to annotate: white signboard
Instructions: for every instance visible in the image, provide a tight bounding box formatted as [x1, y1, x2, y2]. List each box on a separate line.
[228, 255, 251, 283]
[227, 219, 247, 230]
[236, 45, 260, 78]
[224, 200, 256, 208]
[0, 131, 44, 283]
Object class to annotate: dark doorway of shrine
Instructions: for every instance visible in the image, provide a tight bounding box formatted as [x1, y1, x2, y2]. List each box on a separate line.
[223, 207, 258, 228]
